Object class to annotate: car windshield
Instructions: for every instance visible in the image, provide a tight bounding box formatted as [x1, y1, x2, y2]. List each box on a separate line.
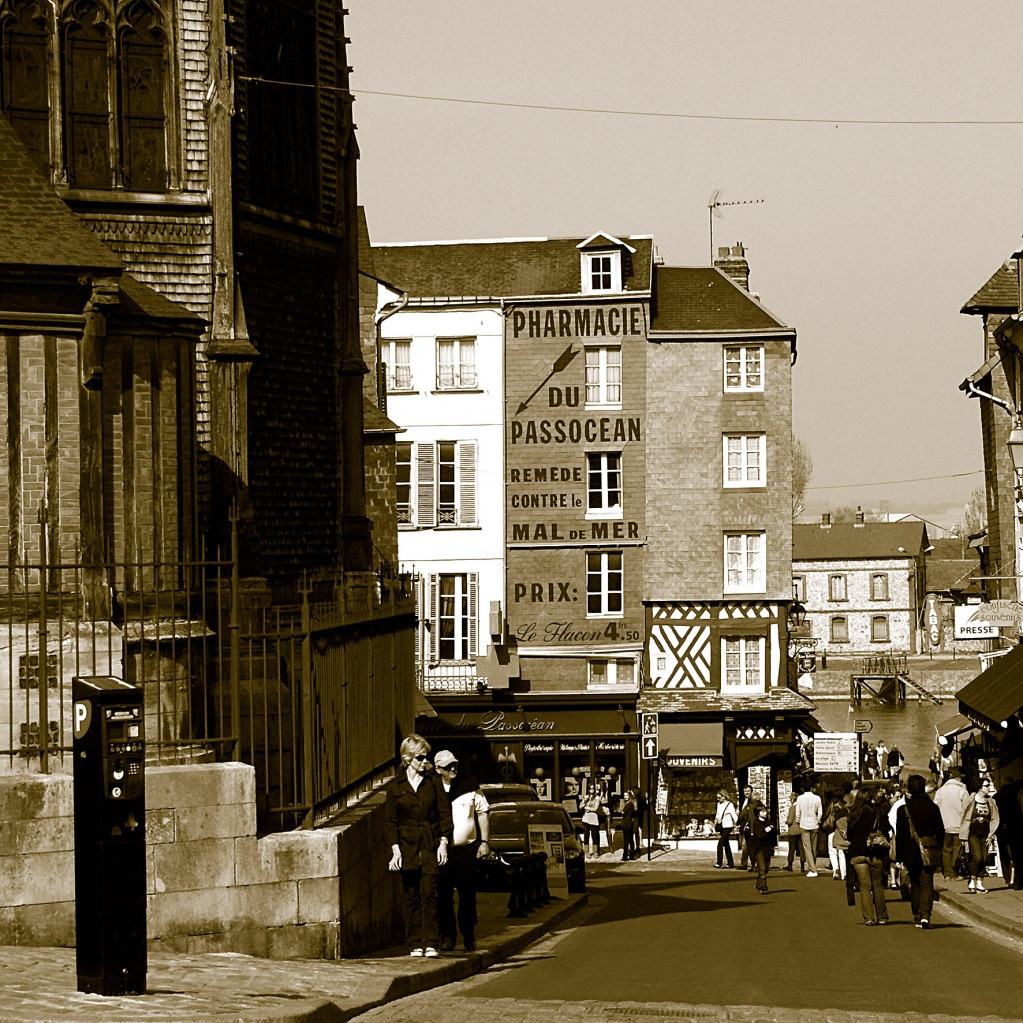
[490, 806, 573, 837]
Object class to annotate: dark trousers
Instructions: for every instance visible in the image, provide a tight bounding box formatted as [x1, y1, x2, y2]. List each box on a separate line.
[716, 827, 734, 867]
[437, 844, 478, 945]
[622, 822, 639, 860]
[906, 863, 936, 923]
[400, 868, 438, 951]
[968, 832, 988, 880]
[941, 832, 962, 877]
[754, 847, 771, 891]
[786, 834, 805, 869]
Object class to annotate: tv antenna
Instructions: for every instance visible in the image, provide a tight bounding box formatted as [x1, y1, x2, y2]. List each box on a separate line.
[708, 190, 764, 262]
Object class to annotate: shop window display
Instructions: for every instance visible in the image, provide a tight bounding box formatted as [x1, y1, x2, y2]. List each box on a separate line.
[660, 768, 734, 841]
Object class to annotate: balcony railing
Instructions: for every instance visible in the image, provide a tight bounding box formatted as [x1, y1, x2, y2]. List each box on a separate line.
[418, 661, 482, 694]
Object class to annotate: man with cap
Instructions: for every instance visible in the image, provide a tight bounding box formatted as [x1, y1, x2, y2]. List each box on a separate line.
[433, 750, 490, 952]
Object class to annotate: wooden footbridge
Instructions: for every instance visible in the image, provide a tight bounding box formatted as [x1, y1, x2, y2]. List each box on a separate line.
[850, 652, 943, 706]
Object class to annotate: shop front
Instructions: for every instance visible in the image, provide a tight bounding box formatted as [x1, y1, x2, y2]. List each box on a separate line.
[414, 701, 638, 820]
[638, 689, 816, 840]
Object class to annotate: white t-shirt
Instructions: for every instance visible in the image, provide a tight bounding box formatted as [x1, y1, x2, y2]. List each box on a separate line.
[445, 785, 490, 846]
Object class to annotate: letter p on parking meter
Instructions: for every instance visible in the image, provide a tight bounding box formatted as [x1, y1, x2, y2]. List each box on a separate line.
[72, 676, 146, 996]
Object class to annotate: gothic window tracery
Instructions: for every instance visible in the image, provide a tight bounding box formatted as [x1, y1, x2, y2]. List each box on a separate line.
[116, 0, 164, 190]
[0, 0, 52, 171]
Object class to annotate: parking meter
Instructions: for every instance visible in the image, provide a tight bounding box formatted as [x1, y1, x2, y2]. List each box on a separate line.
[72, 676, 146, 995]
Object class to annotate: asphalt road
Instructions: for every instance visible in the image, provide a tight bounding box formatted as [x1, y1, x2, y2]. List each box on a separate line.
[450, 867, 1023, 1016]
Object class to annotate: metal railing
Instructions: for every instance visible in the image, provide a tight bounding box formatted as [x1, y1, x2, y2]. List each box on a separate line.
[1, 527, 416, 833]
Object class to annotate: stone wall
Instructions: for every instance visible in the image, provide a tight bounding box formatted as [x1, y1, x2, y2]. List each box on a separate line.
[0, 762, 403, 958]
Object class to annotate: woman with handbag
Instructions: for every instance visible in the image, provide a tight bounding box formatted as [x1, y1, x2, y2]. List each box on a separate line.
[846, 790, 892, 925]
[961, 779, 1001, 893]
[581, 786, 604, 859]
[895, 774, 944, 928]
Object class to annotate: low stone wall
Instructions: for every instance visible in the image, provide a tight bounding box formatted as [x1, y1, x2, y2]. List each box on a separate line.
[0, 763, 403, 958]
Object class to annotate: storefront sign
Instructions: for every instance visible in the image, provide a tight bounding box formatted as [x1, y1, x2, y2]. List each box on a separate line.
[559, 741, 590, 753]
[665, 755, 723, 768]
[924, 593, 943, 647]
[511, 304, 645, 340]
[955, 603, 1011, 637]
[416, 707, 637, 737]
[595, 740, 625, 752]
[813, 733, 859, 773]
[524, 741, 555, 754]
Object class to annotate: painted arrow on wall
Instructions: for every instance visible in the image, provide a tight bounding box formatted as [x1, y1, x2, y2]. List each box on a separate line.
[516, 344, 579, 415]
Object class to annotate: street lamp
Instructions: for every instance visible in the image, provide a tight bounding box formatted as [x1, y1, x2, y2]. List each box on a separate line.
[788, 601, 807, 631]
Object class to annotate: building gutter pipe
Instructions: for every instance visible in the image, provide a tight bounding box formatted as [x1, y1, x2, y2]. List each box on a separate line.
[374, 289, 409, 412]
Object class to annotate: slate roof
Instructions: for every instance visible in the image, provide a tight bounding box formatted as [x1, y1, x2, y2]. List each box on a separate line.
[650, 266, 792, 334]
[372, 234, 653, 299]
[961, 260, 1020, 315]
[0, 116, 121, 272]
[957, 642, 1023, 726]
[926, 558, 981, 595]
[118, 274, 204, 324]
[792, 521, 928, 561]
[637, 688, 815, 715]
[362, 397, 401, 435]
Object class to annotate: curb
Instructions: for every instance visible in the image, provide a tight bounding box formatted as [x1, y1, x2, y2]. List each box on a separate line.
[335, 893, 589, 1023]
[938, 889, 1023, 942]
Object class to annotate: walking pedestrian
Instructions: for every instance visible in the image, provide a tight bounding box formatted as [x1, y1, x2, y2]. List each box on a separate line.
[933, 767, 972, 881]
[747, 800, 777, 894]
[886, 782, 905, 890]
[895, 773, 943, 929]
[993, 776, 1023, 889]
[713, 789, 737, 868]
[794, 781, 823, 876]
[876, 740, 889, 778]
[847, 789, 892, 925]
[963, 778, 1000, 893]
[581, 785, 603, 858]
[737, 784, 756, 871]
[887, 745, 904, 783]
[385, 734, 453, 958]
[620, 788, 640, 861]
[824, 789, 849, 880]
[433, 750, 489, 952]
[783, 781, 805, 872]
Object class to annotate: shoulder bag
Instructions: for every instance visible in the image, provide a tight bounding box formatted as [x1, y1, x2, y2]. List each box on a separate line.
[906, 805, 942, 868]
[866, 810, 891, 855]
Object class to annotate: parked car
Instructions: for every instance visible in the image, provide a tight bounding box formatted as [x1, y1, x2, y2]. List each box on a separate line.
[478, 783, 540, 803]
[478, 800, 586, 893]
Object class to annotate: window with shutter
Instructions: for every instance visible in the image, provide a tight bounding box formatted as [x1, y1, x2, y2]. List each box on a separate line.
[468, 571, 478, 657]
[437, 573, 472, 661]
[458, 441, 477, 526]
[396, 442, 413, 525]
[417, 443, 436, 527]
[427, 574, 439, 662]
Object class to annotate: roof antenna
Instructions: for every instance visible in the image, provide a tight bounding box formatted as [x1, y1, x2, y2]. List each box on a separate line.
[708, 191, 764, 263]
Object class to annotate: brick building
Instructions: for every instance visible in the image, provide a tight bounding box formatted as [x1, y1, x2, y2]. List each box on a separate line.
[1, 2, 415, 828]
[792, 518, 928, 656]
[373, 234, 811, 832]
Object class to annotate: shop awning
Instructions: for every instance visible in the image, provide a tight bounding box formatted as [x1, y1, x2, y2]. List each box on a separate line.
[732, 741, 790, 771]
[935, 713, 974, 744]
[956, 642, 1023, 729]
[659, 721, 723, 766]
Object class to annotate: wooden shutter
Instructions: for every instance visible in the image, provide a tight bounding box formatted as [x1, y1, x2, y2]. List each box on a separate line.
[413, 573, 423, 668]
[468, 572, 479, 658]
[457, 440, 477, 526]
[417, 443, 436, 527]
[428, 574, 439, 662]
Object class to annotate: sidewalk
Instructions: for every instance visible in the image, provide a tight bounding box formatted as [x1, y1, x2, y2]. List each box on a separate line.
[0, 890, 586, 1023]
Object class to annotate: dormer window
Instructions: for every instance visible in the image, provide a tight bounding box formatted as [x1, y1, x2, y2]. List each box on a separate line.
[583, 251, 621, 293]
[576, 232, 635, 294]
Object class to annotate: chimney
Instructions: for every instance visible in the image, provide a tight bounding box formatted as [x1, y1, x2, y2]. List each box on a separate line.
[714, 242, 750, 292]
[854, 507, 865, 526]
[820, 512, 831, 529]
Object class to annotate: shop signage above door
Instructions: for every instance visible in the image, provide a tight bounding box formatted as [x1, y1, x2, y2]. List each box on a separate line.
[665, 755, 724, 768]
[416, 707, 637, 737]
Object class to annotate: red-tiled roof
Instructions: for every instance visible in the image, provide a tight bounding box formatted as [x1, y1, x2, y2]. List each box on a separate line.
[650, 266, 791, 334]
[0, 117, 121, 272]
[372, 235, 653, 299]
[793, 521, 928, 561]
[961, 260, 1020, 315]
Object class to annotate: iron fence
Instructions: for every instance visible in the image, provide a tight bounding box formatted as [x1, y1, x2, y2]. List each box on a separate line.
[1, 533, 416, 833]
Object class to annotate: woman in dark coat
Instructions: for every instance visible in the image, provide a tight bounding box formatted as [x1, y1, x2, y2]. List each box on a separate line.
[846, 789, 892, 925]
[895, 773, 944, 928]
[385, 734, 454, 957]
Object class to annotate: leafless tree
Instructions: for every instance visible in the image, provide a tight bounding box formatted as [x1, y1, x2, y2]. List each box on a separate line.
[954, 486, 986, 539]
[792, 439, 814, 519]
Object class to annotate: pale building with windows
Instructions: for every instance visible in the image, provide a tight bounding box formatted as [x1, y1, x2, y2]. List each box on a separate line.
[792, 519, 928, 655]
[374, 286, 506, 691]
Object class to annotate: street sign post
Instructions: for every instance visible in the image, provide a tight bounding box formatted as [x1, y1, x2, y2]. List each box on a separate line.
[639, 712, 658, 862]
[853, 720, 872, 733]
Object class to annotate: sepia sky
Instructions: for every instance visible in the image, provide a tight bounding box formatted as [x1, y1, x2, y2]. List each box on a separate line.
[347, 1, 1023, 530]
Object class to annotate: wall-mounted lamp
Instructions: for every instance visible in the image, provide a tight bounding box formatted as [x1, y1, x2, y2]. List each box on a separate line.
[788, 601, 807, 630]
[617, 704, 631, 734]
[516, 704, 531, 732]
